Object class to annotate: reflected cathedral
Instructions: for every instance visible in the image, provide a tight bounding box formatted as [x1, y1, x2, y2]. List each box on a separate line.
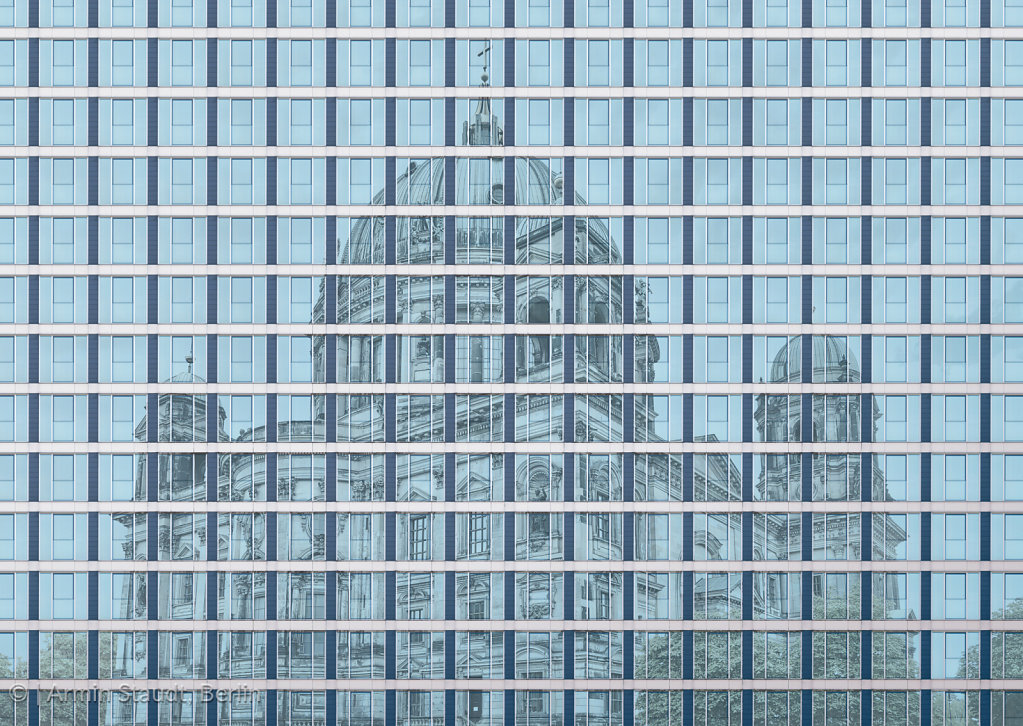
[123, 67, 907, 726]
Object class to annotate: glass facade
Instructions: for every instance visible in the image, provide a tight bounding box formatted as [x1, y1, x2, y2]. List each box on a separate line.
[2, 0, 1023, 724]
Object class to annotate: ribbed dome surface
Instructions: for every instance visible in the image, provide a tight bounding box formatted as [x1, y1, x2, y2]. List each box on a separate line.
[338, 155, 568, 263]
[770, 335, 861, 383]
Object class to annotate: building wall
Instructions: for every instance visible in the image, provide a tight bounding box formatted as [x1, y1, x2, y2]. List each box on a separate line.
[3, 0, 1023, 724]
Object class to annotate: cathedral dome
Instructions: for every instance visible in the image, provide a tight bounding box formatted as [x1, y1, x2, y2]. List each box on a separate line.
[338, 155, 567, 263]
[769, 335, 861, 384]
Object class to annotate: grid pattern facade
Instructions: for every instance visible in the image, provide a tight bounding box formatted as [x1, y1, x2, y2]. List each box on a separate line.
[3, 0, 1023, 724]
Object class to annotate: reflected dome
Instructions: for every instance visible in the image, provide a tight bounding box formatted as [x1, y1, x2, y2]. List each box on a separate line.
[769, 334, 861, 384]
